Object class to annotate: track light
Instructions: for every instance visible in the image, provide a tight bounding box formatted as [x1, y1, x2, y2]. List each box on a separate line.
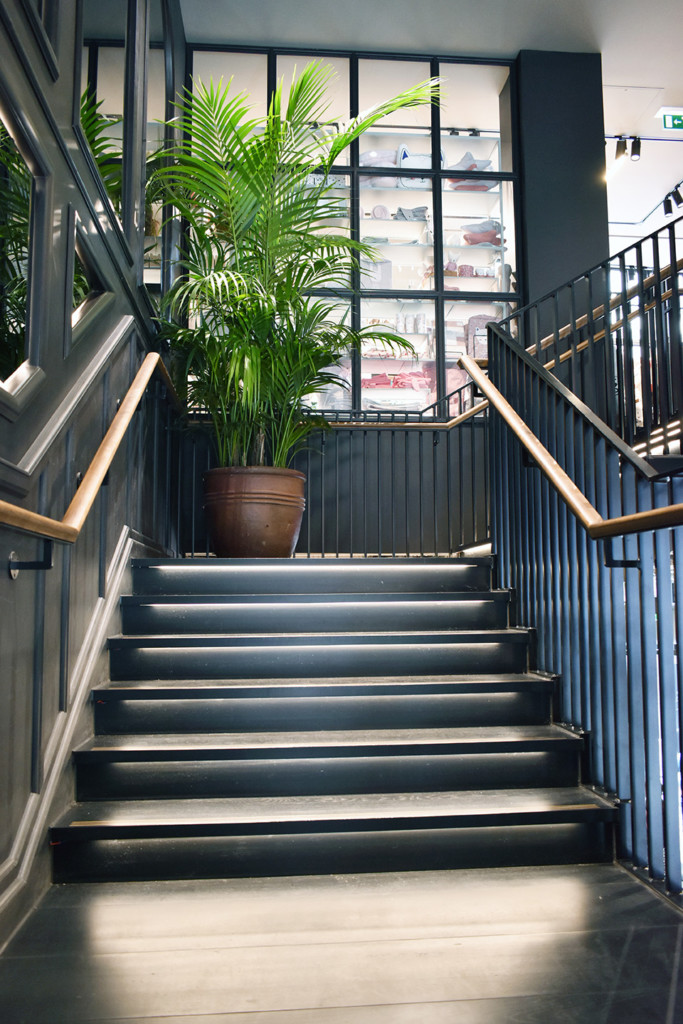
[630, 136, 641, 161]
[663, 195, 673, 216]
[615, 137, 628, 160]
[672, 187, 683, 207]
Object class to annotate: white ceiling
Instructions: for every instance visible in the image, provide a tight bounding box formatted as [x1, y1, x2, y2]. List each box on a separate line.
[178, 0, 683, 248]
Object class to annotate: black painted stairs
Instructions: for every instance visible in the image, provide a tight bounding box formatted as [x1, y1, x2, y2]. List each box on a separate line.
[50, 557, 617, 882]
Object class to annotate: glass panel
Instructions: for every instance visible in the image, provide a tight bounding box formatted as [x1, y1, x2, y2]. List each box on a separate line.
[144, 35, 165, 286]
[360, 177, 433, 291]
[309, 358, 352, 412]
[360, 298, 436, 412]
[439, 63, 509, 137]
[441, 178, 516, 294]
[147, 47, 166, 151]
[278, 56, 350, 165]
[442, 131, 501, 176]
[444, 298, 516, 412]
[81, 24, 125, 219]
[358, 60, 432, 128]
[277, 55, 349, 119]
[72, 249, 91, 311]
[0, 124, 30, 380]
[313, 173, 351, 288]
[95, 46, 125, 121]
[191, 51, 268, 119]
[439, 63, 512, 173]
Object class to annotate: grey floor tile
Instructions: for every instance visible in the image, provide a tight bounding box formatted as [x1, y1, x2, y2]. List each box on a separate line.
[1, 865, 681, 1024]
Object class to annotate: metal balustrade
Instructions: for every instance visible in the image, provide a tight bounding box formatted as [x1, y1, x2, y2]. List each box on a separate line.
[177, 381, 490, 558]
[484, 321, 683, 896]
[506, 215, 683, 456]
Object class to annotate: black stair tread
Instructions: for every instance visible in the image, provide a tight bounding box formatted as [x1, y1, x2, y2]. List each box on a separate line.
[78, 723, 578, 755]
[131, 557, 493, 595]
[122, 591, 511, 606]
[94, 672, 555, 697]
[109, 628, 531, 647]
[132, 556, 493, 568]
[52, 787, 616, 832]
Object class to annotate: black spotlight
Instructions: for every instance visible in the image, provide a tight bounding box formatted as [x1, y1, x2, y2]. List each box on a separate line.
[672, 187, 683, 207]
[615, 137, 628, 160]
[663, 195, 673, 216]
[630, 137, 641, 161]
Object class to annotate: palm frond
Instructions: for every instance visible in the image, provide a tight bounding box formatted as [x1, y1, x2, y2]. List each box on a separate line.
[154, 61, 438, 466]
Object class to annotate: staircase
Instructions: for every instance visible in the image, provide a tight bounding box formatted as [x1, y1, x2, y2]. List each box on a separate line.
[50, 557, 616, 882]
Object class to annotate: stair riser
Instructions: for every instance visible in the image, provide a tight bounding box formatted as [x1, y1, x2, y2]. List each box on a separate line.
[120, 600, 509, 635]
[51, 822, 614, 883]
[109, 641, 529, 680]
[75, 750, 580, 800]
[131, 561, 493, 596]
[94, 692, 551, 733]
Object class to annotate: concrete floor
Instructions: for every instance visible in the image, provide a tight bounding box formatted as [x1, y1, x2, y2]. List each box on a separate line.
[0, 864, 681, 1023]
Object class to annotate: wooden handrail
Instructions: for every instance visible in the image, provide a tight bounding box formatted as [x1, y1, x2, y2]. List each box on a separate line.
[329, 399, 488, 431]
[460, 354, 683, 540]
[0, 353, 180, 544]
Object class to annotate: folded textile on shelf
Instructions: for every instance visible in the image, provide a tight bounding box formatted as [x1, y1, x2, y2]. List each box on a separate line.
[391, 371, 432, 390]
[360, 374, 393, 389]
[461, 219, 504, 246]
[395, 206, 428, 221]
[449, 179, 497, 192]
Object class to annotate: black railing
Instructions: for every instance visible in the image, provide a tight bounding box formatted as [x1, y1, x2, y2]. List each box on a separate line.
[505, 216, 683, 454]
[177, 382, 489, 557]
[486, 321, 683, 896]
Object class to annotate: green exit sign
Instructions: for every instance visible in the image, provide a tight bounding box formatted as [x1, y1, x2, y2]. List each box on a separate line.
[663, 113, 683, 129]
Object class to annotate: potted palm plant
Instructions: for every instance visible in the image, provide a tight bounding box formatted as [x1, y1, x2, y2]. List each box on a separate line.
[154, 61, 438, 556]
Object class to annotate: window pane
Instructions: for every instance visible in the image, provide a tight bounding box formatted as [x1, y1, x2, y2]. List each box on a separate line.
[277, 55, 349, 120]
[0, 124, 30, 381]
[360, 298, 436, 412]
[360, 176, 433, 292]
[192, 51, 268, 119]
[444, 298, 516, 412]
[358, 60, 431, 128]
[439, 63, 509, 137]
[441, 178, 516, 294]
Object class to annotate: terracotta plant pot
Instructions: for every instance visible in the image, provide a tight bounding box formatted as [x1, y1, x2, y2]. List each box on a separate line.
[203, 466, 306, 558]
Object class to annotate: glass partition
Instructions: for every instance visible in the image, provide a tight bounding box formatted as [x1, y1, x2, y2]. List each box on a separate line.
[178, 47, 520, 414]
[0, 124, 31, 381]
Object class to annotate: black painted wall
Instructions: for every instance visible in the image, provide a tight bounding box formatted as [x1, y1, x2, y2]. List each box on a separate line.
[515, 50, 609, 304]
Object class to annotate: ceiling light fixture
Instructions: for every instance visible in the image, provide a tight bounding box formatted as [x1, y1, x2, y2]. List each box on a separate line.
[630, 136, 641, 160]
[615, 137, 628, 160]
[663, 195, 673, 216]
[672, 186, 683, 207]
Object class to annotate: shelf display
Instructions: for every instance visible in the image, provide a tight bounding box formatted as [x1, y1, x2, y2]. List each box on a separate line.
[440, 170, 516, 296]
[180, 53, 518, 416]
[352, 132, 515, 413]
[360, 298, 436, 412]
[359, 179, 433, 292]
[443, 298, 515, 413]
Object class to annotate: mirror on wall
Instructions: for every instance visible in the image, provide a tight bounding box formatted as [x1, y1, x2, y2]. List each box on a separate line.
[0, 122, 31, 381]
[80, 0, 127, 222]
[143, 0, 167, 289]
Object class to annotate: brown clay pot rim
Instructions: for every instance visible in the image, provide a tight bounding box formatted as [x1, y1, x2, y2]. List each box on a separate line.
[203, 465, 306, 481]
